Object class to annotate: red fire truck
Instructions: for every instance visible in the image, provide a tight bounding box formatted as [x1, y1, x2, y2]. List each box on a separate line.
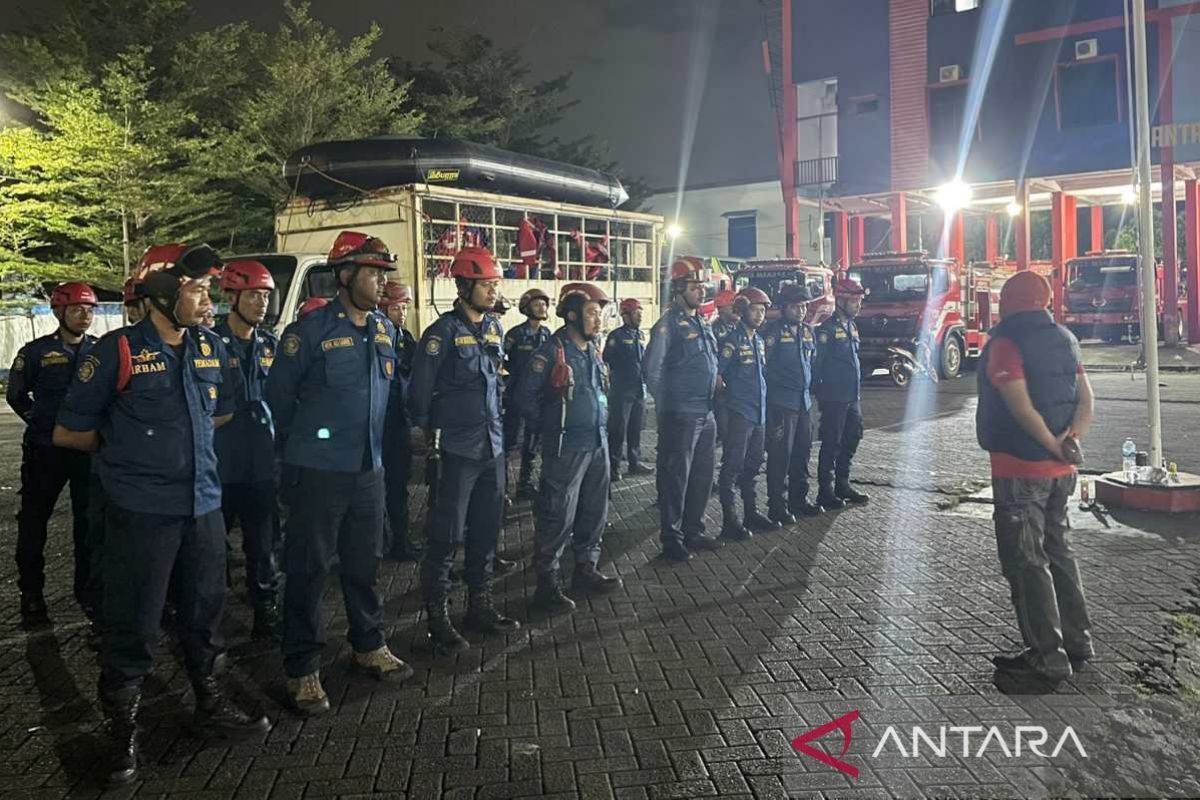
[848, 251, 1004, 379]
[732, 258, 836, 324]
[1063, 250, 1183, 342]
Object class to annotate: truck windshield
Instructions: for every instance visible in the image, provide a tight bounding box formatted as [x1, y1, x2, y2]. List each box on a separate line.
[854, 266, 934, 302]
[255, 255, 299, 328]
[740, 272, 825, 303]
[1068, 258, 1137, 289]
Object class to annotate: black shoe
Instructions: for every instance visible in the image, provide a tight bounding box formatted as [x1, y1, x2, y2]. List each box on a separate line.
[816, 489, 846, 511]
[100, 687, 140, 787]
[493, 556, 517, 575]
[610, 468, 622, 483]
[531, 581, 576, 613]
[515, 482, 537, 500]
[991, 651, 1071, 682]
[835, 484, 870, 504]
[463, 593, 521, 633]
[19, 593, 50, 629]
[428, 603, 470, 656]
[720, 523, 752, 541]
[252, 603, 280, 640]
[662, 544, 694, 563]
[768, 509, 797, 526]
[191, 676, 269, 735]
[685, 534, 724, 551]
[1069, 654, 1092, 672]
[744, 511, 780, 533]
[574, 564, 620, 593]
[627, 463, 654, 476]
[790, 500, 824, 517]
[387, 545, 421, 562]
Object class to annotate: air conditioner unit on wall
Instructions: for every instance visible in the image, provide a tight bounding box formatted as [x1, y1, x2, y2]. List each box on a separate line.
[1075, 39, 1098, 60]
[939, 64, 961, 83]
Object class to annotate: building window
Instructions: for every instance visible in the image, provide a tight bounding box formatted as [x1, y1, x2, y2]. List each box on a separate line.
[928, 83, 977, 167]
[850, 94, 879, 115]
[1055, 56, 1122, 130]
[727, 215, 757, 258]
[932, 0, 980, 14]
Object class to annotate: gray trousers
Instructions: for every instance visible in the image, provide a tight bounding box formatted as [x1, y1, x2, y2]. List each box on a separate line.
[718, 412, 764, 522]
[534, 444, 610, 578]
[993, 474, 1093, 676]
[657, 411, 716, 547]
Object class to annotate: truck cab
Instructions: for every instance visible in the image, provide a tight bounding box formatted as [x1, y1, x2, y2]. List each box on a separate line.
[733, 258, 835, 324]
[1063, 250, 1169, 342]
[224, 253, 330, 336]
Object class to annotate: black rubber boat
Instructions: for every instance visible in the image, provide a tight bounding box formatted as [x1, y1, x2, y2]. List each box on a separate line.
[284, 137, 629, 208]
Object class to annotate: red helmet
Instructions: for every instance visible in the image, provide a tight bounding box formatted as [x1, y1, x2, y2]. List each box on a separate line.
[121, 276, 144, 305]
[557, 282, 609, 318]
[713, 289, 737, 309]
[777, 283, 812, 306]
[221, 260, 275, 292]
[449, 246, 502, 280]
[834, 277, 866, 297]
[298, 297, 330, 317]
[619, 298, 642, 314]
[669, 256, 711, 282]
[136, 243, 188, 278]
[734, 287, 771, 308]
[136, 243, 223, 284]
[327, 231, 398, 270]
[378, 282, 412, 309]
[51, 282, 97, 308]
[518, 287, 551, 315]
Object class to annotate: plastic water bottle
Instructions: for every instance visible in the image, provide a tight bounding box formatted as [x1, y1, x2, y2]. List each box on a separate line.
[1122, 438, 1137, 483]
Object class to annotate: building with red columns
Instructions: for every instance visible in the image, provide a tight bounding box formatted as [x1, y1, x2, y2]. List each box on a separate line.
[761, 0, 1200, 342]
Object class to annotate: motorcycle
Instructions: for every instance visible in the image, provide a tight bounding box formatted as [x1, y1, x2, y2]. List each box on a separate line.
[886, 341, 939, 388]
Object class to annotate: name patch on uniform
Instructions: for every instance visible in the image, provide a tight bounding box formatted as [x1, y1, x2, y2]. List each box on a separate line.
[193, 358, 221, 369]
[260, 356, 274, 368]
[485, 333, 502, 344]
[685, 331, 699, 340]
[282, 334, 301, 356]
[373, 333, 392, 345]
[77, 356, 97, 383]
[133, 361, 166, 376]
[425, 336, 441, 355]
[321, 337, 355, 352]
[41, 351, 70, 367]
[454, 335, 480, 347]
[835, 330, 848, 340]
[779, 335, 795, 343]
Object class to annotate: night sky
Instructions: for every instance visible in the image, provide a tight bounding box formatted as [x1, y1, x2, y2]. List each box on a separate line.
[1, 0, 779, 192]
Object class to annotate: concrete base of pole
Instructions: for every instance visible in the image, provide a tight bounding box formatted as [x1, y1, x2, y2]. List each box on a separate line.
[1094, 471, 1200, 513]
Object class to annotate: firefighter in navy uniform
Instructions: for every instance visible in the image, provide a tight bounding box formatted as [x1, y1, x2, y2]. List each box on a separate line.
[380, 282, 421, 561]
[503, 288, 552, 499]
[54, 244, 268, 787]
[603, 298, 652, 481]
[812, 277, 871, 510]
[710, 289, 739, 448]
[7, 282, 98, 628]
[266, 231, 415, 717]
[762, 283, 822, 523]
[642, 256, 723, 562]
[715, 288, 779, 540]
[409, 246, 520, 656]
[213, 260, 280, 638]
[519, 283, 620, 613]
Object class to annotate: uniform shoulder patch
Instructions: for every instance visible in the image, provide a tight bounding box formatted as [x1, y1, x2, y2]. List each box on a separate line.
[12, 354, 24, 372]
[77, 355, 98, 383]
[721, 343, 735, 359]
[818, 331, 829, 344]
[425, 336, 442, 355]
[282, 333, 301, 357]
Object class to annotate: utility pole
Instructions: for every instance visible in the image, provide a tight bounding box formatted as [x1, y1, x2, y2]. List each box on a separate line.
[1131, 0, 1164, 470]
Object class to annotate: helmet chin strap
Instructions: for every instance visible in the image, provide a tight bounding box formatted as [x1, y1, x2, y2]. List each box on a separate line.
[461, 281, 492, 314]
[338, 266, 378, 313]
[231, 292, 257, 328]
[149, 294, 185, 330]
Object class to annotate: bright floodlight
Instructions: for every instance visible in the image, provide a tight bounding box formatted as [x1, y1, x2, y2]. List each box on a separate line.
[1120, 186, 1138, 205]
[667, 224, 683, 240]
[935, 180, 973, 212]
[1005, 201, 1022, 217]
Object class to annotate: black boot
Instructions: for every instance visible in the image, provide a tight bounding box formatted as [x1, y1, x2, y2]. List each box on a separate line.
[574, 563, 620, 593]
[463, 588, 521, 634]
[493, 555, 517, 574]
[19, 592, 50, 629]
[428, 600, 470, 656]
[100, 687, 140, 787]
[627, 463, 654, 476]
[720, 514, 752, 541]
[835, 482, 870, 504]
[515, 478, 537, 500]
[252, 601, 280, 640]
[191, 675, 269, 736]
[790, 498, 824, 517]
[531, 574, 576, 614]
[816, 485, 846, 510]
[744, 510, 781, 533]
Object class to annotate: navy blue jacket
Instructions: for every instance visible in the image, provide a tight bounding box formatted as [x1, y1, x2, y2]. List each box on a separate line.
[761, 318, 816, 413]
[717, 323, 767, 426]
[503, 320, 552, 401]
[213, 321, 278, 484]
[712, 316, 738, 342]
[602, 324, 646, 399]
[266, 300, 396, 473]
[385, 327, 417, 432]
[518, 327, 608, 453]
[56, 319, 235, 517]
[408, 305, 505, 461]
[812, 313, 862, 404]
[7, 329, 97, 446]
[643, 306, 719, 415]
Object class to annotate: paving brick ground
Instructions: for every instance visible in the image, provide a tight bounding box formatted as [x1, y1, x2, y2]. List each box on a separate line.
[2, 370, 1200, 799]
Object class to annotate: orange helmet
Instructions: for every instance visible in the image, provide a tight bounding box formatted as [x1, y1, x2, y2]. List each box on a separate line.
[619, 298, 642, 314]
[834, 277, 866, 297]
[557, 282, 609, 318]
[221, 260, 275, 292]
[518, 287, 551, 315]
[734, 287, 771, 308]
[713, 289, 737, 309]
[51, 282, 98, 308]
[298, 297, 330, 317]
[378, 282, 412, 310]
[449, 246, 502, 280]
[327, 231, 398, 270]
[669, 256, 710, 282]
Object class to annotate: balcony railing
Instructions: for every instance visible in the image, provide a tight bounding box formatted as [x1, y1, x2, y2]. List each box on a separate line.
[795, 155, 838, 187]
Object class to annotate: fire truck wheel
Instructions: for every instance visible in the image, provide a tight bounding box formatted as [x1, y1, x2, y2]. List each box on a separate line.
[938, 335, 962, 380]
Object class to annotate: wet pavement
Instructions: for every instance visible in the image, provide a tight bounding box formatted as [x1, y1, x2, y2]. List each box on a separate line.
[1, 368, 1199, 799]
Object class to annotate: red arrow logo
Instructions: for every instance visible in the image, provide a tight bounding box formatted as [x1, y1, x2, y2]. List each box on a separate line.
[791, 710, 860, 778]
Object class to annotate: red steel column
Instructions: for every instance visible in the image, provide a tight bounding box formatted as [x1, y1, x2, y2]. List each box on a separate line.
[850, 216, 865, 264]
[833, 211, 850, 268]
[1185, 179, 1200, 344]
[1159, 16, 1180, 343]
[985, 216, 999, 262]
[1091, 206, 1104, 252]
[1051, 191, 1066, 322]
[948, 212, 965, 265]
[1014, 180, 1031, 271]
[889, 193, 908, 252]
